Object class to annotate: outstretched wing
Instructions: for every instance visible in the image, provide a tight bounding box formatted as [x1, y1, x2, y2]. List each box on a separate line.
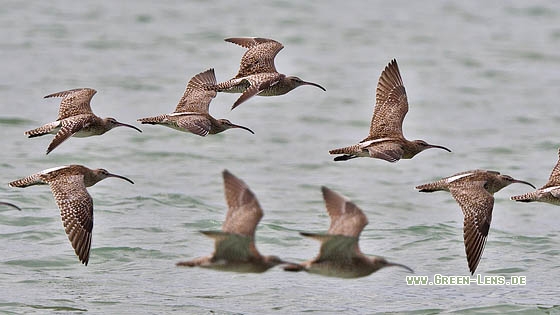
[175, 114, 211, 137]
[231, 73, 284, 109]
[449, 181, 493, 274]
[46, 115, 92, 154]
[364, 141, 404, 162]
[45, 88, 97, 120]
[47, 175, 93, 265]
[174, 69, 217, 114]
[544, 148, 560, 188]
[322, 186, 368, 237]
[369, 59, 408, 138]
[221, 170, 263, 237]
[226, 37, 284, 78]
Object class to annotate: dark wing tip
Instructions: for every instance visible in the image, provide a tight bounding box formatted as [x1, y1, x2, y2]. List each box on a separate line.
[44, 88, 97, 99]
[222, 169, 233, 180]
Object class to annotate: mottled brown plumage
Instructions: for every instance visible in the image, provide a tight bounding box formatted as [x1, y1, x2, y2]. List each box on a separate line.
[329, 59, 450, 162]
[512, 148, 560, 205]
[416, 170, 535, 274]
[227, 37, 284, 77]
[9, 165, 134, 265]
[283, 187, 413, 278]
[176, 170, 286, 273]
[26, 88, 141, 154]
[138, 69, 253, 136]
[213, 37, 326, 110]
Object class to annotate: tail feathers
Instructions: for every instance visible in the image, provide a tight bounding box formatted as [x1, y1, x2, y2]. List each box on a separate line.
[329, 144, 360, 155]
[511, 191, 538, 202]
[283, 263, 305, 272]
[137, 115, 168, 125]
[25, 122, 60, 138]
[9, 174, 45, 188]
[176, 260, 197, 267]
[176, 256, 209, 267]
[415, 180, 446, 192]
[329, 145, 360, 161]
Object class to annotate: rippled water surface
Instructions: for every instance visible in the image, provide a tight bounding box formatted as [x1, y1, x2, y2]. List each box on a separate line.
[1, 1, 560, 314]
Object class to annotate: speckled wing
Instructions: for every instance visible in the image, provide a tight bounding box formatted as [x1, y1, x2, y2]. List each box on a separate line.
[47, 174, 93, 265]
[201, 231, 255, 261]
[369, 59, 408, 138]
[175, 114, 211, 137]
[365, 141, 404, 162]
[322, 186, 368, 237]
[47, 115, 92, 154]
[226, 37, 284, 78]
[231, 72, 284, 109]
[174, 69, 217, 114]
[44, 88, 97, 120]
[449, 182, 493, 274]
[221, 170, 263, 237]
[543, 148, 560, 188]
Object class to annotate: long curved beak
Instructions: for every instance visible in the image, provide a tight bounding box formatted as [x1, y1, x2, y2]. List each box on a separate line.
[116, 121, 142, 133]
[301, 80, 326, 91]
[386, 262, 414, 273]
[513, 179, 536, 189]
[231, 123, 255, 134]
[0, 201, 21, 211]
[107, 173, 135, 185]
[429, 144, 452, 152]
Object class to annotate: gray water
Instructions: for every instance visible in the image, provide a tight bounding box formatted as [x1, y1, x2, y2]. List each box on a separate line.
[1, 0, 560, 313]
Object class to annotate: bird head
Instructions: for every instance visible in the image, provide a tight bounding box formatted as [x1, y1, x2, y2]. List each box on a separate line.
[218, 119, 254, 134]
[410, 140, 452, 156]
[286, 76, 326, 91]
[493, 174, 535, 192]
[104, 117, 142, 133]
[91, 168, 135, 185]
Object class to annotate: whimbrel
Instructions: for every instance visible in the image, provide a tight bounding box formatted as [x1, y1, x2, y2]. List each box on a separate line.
[0, 201, 21, 211]
[213, 37, 326, 110]
[283, 186, 413, 278]
[26, 88, 142, 154]
[416, 170, 535, 274]
[329, 59, 451, 162]
[9, 165, 134, 265]
[177, 170, 286, 273]
[512, 148, 560, 205]
[138, 69, 253, 136]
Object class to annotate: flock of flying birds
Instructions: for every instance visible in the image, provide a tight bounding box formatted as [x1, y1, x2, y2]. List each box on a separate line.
[3, 37, 559, 278]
